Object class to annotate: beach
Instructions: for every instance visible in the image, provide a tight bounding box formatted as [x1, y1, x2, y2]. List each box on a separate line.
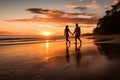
[0, 35, 120, 80]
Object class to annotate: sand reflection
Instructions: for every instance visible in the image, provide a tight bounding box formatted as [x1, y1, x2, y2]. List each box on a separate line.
[75, 43, 82, 67]
[45, 40, 49, 54]
[0, 37, 120, 80]
[65, 43, 70, 63]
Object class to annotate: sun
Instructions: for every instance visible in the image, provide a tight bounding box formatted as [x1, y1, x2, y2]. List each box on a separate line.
[41, 31, 52, 36]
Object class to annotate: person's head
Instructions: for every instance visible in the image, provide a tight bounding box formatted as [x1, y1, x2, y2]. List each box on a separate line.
[66, 25, 69, 28]
[76, 23, 78, 27]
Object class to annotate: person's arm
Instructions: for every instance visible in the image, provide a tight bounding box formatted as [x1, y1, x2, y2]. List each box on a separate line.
[69, 30, 72, 35]
[72, 28, 76, 35]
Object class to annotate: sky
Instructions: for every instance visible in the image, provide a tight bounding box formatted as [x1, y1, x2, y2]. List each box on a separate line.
[0, 0, 119, 36]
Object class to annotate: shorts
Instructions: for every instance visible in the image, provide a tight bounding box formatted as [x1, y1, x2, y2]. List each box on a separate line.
[75, 35, 80, 39]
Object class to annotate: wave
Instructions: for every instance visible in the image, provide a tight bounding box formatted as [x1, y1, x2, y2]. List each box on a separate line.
[0, 35, 66, 46]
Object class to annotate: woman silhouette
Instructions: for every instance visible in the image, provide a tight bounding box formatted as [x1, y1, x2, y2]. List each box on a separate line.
[64, 25, 72, 44]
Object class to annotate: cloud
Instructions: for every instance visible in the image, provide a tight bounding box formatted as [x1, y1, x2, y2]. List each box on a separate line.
[84, 0, 100, 9]
[6, 8, 98, 25]
[66, 4, 87, 13]
[6, 16, 98, 25]
[92, 0, 96, 4]
[114, 0, 120, 4]
[85, 3, 99, 9]
[27, 8, 93, 18]
[67, 0, 100, 11]
[74, 6, 87, 11]
[66, 4, 79, 9]
[27, 8, 65, 17]
[79, 0, 84, 2]
[104, 5, 111, 10]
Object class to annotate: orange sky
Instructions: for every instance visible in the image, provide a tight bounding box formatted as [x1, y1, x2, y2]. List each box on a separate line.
[0, 0, 117, 36]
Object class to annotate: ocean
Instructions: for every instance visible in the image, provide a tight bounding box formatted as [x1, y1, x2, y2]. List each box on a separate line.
[0, 35, 66, 46]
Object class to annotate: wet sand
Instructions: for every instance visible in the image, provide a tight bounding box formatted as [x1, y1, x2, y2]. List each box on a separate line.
[0, 36, 120, 80]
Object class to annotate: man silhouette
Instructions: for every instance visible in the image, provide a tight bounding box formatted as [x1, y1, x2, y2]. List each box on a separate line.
[73, 23, 82, 44]
[75, 43, 82, 67]
[64, 25, 72, 44]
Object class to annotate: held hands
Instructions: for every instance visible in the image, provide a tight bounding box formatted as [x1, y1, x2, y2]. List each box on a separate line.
[70, 31, 74, 35]
[71, 33, 74, 35]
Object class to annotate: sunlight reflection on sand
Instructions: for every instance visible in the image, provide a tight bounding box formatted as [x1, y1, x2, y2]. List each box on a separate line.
[0, 37, 120, 80]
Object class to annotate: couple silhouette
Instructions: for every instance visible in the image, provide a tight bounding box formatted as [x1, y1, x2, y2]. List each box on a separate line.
[64, 23, 82, 44]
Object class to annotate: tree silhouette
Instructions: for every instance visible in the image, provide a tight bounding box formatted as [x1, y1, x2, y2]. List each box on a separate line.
[93, 1, 120, 35]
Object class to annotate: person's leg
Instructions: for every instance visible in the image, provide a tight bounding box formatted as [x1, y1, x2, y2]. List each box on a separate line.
[66, 37, 68, 44]
[66, 36, 71, 44]
[67, 37, 70, 44]
[78, 37, 82, 43]
[68, 40, 70, 44]
[67, 35, 70, 44]
[75, 36, 77, 44]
